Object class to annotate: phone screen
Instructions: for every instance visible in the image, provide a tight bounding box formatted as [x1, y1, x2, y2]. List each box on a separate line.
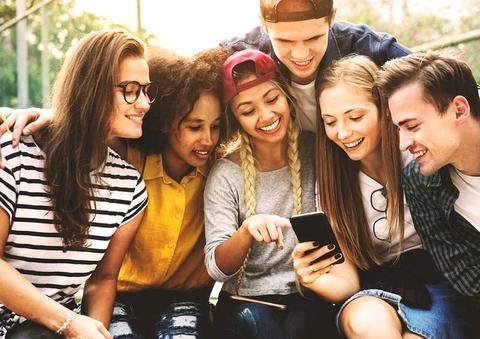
[290, 212, 344, 264]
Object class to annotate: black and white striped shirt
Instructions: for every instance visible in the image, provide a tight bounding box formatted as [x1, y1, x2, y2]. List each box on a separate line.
[0, 134, 148, 333]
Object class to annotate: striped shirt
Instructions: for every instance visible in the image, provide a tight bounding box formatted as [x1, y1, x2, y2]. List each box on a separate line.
[0, 134, 148, 333]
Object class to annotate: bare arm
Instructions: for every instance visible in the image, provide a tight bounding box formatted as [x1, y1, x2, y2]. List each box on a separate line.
[81, 210, 144, 327]
[292, 241, 360, 303]
[0, 208, 110, 338]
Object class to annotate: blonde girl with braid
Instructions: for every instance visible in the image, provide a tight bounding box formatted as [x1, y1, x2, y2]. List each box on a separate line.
[204, 50, 352, 339]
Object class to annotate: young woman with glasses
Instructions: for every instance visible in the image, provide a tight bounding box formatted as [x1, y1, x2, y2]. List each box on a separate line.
[0, 48, 227, 339]
[292, 55, 474, 338]
[0, 30, 150, 338]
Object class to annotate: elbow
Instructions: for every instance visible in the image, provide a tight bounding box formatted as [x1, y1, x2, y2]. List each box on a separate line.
[204, 249, 232, 283]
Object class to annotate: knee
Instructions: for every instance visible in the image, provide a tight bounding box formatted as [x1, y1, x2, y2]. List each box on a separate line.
[340, 296, 401, 337]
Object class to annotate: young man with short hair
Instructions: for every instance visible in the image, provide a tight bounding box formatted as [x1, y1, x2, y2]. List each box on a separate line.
[222, 0, 410, 131]
[378, 53, 480, 307]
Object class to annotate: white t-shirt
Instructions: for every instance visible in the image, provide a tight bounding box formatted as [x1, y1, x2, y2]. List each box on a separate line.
[359, 171, 423, 263]
[449, 167, 480, 232]
[289, 80, 317, 132]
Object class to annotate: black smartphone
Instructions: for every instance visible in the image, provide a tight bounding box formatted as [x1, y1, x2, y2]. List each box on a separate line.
[290, 211, 344, 264]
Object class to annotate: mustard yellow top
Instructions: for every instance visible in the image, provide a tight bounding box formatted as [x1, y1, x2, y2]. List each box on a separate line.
[117, 146, 212, 292]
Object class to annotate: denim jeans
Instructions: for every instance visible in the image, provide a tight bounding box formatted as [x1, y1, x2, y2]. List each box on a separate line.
[109, 287, 212, 339]
[337, 280, 478, 339]
[214, 291, 339, 339]
[5, 299, 78, 339]
[5, 321, 59, 339]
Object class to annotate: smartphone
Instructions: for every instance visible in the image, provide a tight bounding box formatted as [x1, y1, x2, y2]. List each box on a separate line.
[290, 211, 344, 264]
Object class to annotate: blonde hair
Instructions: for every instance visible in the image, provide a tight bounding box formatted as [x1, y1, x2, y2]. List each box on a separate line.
[224, 76, 303, 218]
[225, 63, 303, 292]
[316, 55, 404, 269]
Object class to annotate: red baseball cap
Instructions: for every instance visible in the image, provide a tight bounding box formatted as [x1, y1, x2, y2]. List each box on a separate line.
[222, 49, 282, 103]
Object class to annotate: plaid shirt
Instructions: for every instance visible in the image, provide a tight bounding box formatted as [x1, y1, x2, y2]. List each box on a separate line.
[402, 161, 480, 297]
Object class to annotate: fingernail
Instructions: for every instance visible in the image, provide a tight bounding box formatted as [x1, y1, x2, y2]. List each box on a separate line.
[327, 244, 335, 250]
[313, 241, 319, 247]
[334, 253, 343, 260]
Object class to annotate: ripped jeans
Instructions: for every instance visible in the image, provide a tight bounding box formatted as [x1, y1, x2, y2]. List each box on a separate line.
[109, 287, 212, 339]
[213, 291, 339, 339]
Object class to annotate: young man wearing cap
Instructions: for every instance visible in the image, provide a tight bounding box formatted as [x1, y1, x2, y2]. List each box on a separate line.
[221, 0, 410, 131]
[378, 53, 480, 322]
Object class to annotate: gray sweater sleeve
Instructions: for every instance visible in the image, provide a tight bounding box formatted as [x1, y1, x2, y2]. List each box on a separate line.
[203, 159, 244, 282]
[204, 132, 317, 296]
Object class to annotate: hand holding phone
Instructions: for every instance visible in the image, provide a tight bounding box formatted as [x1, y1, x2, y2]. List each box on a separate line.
[292, 241, 343, 286]
[290, 212, 344, 264]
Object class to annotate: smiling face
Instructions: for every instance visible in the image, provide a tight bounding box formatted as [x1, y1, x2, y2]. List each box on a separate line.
[388, 82, 460, 176]
[109, 56, 150, 141]
[230, 75, 290, 148]
[163, 92, 222, 178]
[320, 82, 381, 169]
[264, 16, 333, 85]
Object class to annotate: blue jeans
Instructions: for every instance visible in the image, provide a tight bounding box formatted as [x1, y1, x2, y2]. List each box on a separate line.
[109, 287, 212, 339]
[4, 299, 79, 339]
[5, 321, 59, 339]
[214, 291, 339, 339]
[337, 281, 478, 339]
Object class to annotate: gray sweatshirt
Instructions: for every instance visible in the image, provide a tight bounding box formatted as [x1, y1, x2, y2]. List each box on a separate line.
[204, 132, 316, 296]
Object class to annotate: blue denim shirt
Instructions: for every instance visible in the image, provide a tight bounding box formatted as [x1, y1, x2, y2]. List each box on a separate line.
[220, 21, 410, 83]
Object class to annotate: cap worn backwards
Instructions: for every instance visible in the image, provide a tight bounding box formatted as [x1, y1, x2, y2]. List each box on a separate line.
[222, 49, 282, 103]
[260, 0, 333, 23]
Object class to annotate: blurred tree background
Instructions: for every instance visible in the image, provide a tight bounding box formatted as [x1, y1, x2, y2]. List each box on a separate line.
[336, 0, 480, 80]
[0, 0, 157, 107]
[1, 0, 479, 108]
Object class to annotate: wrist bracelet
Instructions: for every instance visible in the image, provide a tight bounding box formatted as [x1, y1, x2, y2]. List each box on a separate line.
[55, 313, 76, 335]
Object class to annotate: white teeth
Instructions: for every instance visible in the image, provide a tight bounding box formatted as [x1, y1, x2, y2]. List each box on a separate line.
[293, 59, 311, 66]
[344, 138, 363, 148]
[413, 150, 427, 159]
[194, 150, 208, 155]
[127, 115, 143, 121]
[259, 119, 280, 132]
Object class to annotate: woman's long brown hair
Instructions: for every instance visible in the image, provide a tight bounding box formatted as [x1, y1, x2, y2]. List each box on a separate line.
[316, 55, 404, 270]
[43, 30, 145, 249]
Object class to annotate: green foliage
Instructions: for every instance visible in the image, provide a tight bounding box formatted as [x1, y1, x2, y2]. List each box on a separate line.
[336, 0, 480, 82]
[0, 0, 151, 107]
[1, 0, 479, 108]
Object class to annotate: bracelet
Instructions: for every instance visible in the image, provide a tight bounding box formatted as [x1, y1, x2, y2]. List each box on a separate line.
[55, 313, 76, 335]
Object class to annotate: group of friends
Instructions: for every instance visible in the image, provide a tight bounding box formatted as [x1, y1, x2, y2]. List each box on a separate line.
[0, 0, 479, 338]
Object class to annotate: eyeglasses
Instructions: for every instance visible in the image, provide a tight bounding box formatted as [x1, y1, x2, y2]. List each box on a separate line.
[370, 186, 391, 242]
[115, 81, 158, 104]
